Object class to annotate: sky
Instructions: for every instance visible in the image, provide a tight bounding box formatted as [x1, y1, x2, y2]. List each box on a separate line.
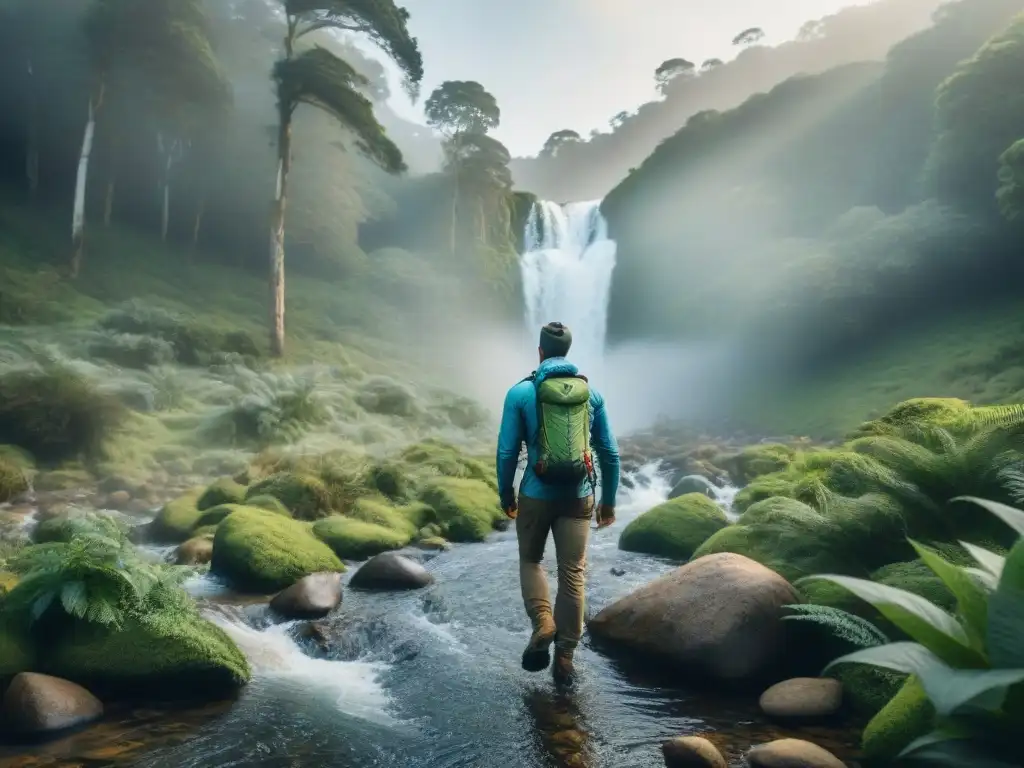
[381, 0, 876, 157]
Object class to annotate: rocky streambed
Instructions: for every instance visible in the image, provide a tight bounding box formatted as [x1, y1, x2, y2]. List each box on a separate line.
[1, 463, 861, 768]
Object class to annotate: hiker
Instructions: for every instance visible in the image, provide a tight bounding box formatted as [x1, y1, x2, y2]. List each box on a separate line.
[496, 321, 620, 685]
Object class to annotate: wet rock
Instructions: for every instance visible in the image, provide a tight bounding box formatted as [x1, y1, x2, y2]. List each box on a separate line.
[350, 552, 435, 591]
[270, 572, 344, 619]
[746, 739, 847, 768]
[175, 536, 214, 566]
[662, 736, 727, 768]
[668, 475, 717, 500]
[588, 553, 798, 684]
[759, 678, 843, 722]
[1, 672, 103, 737]
[106, 490, 131, 509]
[610, 567, 626, 577]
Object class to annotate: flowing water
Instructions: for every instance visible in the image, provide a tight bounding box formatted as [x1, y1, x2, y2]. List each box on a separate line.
[0, 466, 856, 768]
[520, 201, 617, 379]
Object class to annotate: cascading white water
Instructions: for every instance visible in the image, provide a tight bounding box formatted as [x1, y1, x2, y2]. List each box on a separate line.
[519, 200, 617, 378]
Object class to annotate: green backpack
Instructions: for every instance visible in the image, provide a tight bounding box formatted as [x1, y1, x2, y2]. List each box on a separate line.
[523, 371, 596, 486]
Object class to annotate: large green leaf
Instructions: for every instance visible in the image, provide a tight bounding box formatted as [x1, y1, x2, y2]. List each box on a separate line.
[901, 729, 1022, 768]
[952, 497, 1024, 537]
[806, 574, 982, 667]
[911, 540, 989, 653]
[987, 540, 1024, 667]
[960, 541, 1006, 581]
[826, 643, 1024, 716]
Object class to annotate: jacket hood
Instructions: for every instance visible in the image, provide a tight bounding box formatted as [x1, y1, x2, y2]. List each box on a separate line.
[535, 356, 578, 384]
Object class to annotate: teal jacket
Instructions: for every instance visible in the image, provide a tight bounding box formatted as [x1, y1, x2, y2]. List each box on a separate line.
[496, 356, 620, 509]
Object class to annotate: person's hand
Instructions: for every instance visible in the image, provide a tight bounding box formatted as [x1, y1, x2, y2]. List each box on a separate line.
[504, 503, 518, 520]
[595, 504, 615, 528]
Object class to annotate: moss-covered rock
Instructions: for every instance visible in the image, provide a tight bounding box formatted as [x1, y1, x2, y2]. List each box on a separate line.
[44, 612, 251, 697]
[211, 510, 344, 592]
[0, 456, 29, 503]
[733, 473, 795, 514]
[197, 477, 248, 511]
[34, 467, 95, 493]
[401, 440, 497, 490]
[346, 497, 418, 537]
[241, 494, 291, 516]
[367, 461, 408, 501]
[720, 444, 796, 485]
[194, 502, 290, 532]
[151, 487, 206, 542]
[871, 560, 956, 611]
[419, 477, 502, 543]
[853, 397, 972, 438]
[245, 472, 332, 520]
[861, 675, 934, 761]
[313, 516, 410, 560]
[619, 494, 728, 560]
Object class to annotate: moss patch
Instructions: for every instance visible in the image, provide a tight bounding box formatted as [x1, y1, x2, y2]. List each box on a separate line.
[151, 487, 206, 542]
[197, 477, 248, 511]
[832, 664, 906, 719]
[245, 472, 333, 520]
[242, 494, 291, 516]
[44, 612, 251, 697]
[862, 675, 934, 761]
[619, 493, 728, 560]
[419, 477, 502, 543]
[313, 516, 410, 560]
[211, 510, 344, 592]
[719, 443, 796, 485]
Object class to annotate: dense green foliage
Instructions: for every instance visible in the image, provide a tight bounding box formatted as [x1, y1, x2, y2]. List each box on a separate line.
[807, 498, 1024, 765]
[599, 0, 1024, 417]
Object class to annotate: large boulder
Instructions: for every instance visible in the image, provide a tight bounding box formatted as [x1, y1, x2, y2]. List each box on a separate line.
[759, 678, 843, 722]
[619, 494, 729, 560]
[745, 739, 846, 768]
[270, 572, 344, 619]
[588, 553, 798, 684]
[1, 672, 103, 737]
[661, 736, 727, 768]
[211, 509, 344, 593]
[44, 612, 250, 698]
[350, 552, 434, 591]
[668, 475, 717, 500]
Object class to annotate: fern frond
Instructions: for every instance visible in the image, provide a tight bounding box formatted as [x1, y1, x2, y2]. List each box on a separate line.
[783, 603, 890, 648]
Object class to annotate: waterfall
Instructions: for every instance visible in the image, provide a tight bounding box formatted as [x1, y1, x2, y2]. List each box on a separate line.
[519, 200, 618, 378]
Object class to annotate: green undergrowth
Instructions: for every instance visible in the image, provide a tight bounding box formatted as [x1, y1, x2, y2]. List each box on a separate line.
[730, 299, 1024, 438]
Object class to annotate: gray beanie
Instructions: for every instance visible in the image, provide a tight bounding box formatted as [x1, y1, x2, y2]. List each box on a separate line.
[539, 322, 572, 358]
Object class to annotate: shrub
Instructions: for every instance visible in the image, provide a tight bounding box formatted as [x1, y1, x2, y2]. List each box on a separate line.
[356, 376, 419, 416]
[807, 497, 1024, 765]
[245, 472, 333, 520]
[0, 456, 29, 503]
[97, 302, 263, 366]
[88, 332, 176, 369]
[206, 375, 328, 446]
[0, 365, 127, 463]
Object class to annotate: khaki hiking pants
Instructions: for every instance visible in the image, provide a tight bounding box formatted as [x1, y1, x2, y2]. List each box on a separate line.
[516, 494, 593, 652]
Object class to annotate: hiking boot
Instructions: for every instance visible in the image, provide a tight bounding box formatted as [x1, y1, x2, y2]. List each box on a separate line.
[521, 616, 556, 672]
[552, 649, 576, 687]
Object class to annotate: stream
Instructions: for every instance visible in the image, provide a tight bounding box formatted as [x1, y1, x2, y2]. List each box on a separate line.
[0, 464, 857, 768]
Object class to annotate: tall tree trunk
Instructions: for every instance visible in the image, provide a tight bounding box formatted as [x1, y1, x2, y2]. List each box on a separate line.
[191, 192, 206, 255]
[449, 181, 458, 255]
[103, 177, 115, 226]
[161, 183, 171, 242]
[71, 84, 103, 279]
[269, 111, 292, 358]
[25, 60, 39, 197]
